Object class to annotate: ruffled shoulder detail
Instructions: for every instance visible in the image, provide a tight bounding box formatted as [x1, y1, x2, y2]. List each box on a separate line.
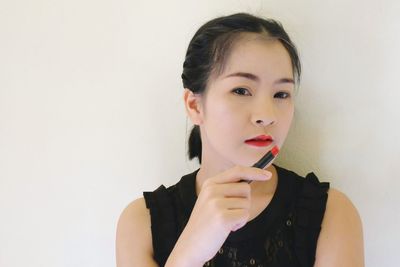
[142, 169, 200, 266]
[293, 172, 330, 267]
[143, 185, 179, 267]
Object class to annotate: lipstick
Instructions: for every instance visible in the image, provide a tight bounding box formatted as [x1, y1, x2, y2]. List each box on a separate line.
[240, 145, 280, 184]
[245, 135, 273, 147]
[245, 140, 273, 147]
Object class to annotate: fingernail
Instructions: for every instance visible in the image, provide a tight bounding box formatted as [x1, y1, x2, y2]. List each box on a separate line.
[263, 171, 271, 178]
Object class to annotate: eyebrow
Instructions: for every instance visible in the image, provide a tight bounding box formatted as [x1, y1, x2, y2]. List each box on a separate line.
[223, 72, 295, 85]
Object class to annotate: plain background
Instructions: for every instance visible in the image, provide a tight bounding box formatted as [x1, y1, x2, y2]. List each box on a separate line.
[1, 0, 399, 266]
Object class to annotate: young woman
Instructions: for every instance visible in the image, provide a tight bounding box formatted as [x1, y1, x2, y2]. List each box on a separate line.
[116, 13, 364, 267]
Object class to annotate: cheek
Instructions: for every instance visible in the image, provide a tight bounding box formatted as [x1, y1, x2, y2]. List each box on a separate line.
[285, 105, 294, 120]
[206, 100, 243, 132]
[279, 105, 294, 130]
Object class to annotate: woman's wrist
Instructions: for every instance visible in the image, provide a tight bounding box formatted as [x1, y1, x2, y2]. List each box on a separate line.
[165, 241, 205, 267]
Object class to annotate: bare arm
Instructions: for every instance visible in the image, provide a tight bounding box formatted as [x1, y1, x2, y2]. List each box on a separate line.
[115, 197, 200, 267]
[116, 166, 272, 267]
[314, 188, 365, 267]
[116, 197, 159, 267]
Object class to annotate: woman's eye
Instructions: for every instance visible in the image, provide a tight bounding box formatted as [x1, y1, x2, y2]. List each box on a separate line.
[274, 92, 291, 99]
[232, 87, 251, 96]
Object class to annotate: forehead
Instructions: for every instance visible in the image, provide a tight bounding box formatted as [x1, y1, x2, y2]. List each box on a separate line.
[218, 33, 293, 79]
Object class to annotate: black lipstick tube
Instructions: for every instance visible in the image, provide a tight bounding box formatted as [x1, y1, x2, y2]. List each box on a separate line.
[240, 145, 279, 184]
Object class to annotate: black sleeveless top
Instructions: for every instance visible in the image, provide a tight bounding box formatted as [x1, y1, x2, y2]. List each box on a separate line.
[143, 164, 329, 267]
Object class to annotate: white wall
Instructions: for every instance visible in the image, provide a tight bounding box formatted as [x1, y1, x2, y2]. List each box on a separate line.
[1, 1, 399, 266]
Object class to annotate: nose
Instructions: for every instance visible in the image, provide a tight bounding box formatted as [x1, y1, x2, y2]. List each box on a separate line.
[251, 98, 277, 127]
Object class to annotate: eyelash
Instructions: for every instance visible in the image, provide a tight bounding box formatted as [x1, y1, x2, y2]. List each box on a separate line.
[232, 87, 291, 99]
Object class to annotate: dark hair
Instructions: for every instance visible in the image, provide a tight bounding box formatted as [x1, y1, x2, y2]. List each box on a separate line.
[182, 13, 301, 164]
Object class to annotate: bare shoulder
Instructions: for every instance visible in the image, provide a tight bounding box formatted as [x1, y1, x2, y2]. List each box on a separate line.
[314, 188, 365, 267]
[116, 197, 158, 267]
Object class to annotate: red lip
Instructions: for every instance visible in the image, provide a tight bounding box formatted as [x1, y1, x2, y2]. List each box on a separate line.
[245, 134, 274, 147]
[246, 134, 273, 142]
[245, 140, 273, 147]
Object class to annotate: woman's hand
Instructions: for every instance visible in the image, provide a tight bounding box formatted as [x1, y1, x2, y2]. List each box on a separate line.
[166, 166, 271, 267]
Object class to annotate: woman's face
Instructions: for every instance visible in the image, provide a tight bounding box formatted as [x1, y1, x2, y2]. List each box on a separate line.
[195, 34, 295, 169]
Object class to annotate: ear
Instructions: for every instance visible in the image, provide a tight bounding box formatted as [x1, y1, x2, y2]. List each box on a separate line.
[183, 88, 204, 125]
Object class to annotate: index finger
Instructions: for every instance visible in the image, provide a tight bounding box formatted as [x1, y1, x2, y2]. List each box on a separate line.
[213, 166, 271, 184]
